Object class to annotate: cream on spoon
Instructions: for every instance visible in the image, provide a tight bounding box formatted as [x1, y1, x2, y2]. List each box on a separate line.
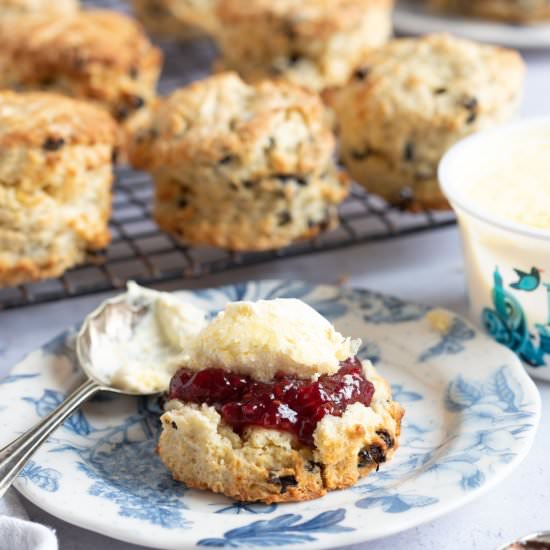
[0, 283, 205, 497]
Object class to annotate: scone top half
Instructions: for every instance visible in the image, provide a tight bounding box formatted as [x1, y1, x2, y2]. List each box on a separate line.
[0, 91, 118, 287]
[159, 298, 404, 503]
[0, 9, 162, 121]
[215, 0, 394, 90]
[127, 72, 350, 251]
[326, 33, 525, 210]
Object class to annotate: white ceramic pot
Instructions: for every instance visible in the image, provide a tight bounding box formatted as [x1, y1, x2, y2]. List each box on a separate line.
[439, 118, 550, 381]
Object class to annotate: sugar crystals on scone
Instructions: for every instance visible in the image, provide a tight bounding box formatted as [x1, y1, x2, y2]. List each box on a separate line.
[158, 299, 404, 503]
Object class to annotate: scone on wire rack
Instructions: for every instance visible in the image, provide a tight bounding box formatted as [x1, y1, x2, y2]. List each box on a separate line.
[213, 0, 394, 91]
[131, 0, 205, 41]
[0, 0, 77, 15]
[0, 91, 118, 288]
[325, 33, 525, 211]
[127, 72, 350, 251]
[427, 0, 550, 23]
[0, 9, 162, 122]
[158, 299, 404, 503]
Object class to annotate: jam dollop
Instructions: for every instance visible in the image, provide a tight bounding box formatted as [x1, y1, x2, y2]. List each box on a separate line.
[167, 356, 375, 446]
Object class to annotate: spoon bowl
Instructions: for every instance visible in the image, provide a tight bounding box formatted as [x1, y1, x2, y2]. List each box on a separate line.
[76, 292, 159, 395]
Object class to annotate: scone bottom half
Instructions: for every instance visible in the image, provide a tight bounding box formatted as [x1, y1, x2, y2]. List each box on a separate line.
[157, 298, 404, 503]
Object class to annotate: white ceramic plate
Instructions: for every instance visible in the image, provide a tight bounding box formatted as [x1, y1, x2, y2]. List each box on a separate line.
[394, 0, 550, 49]
[0, 281, 540, 549]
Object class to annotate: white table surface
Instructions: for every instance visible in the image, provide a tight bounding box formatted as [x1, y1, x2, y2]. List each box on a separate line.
[1, 50, 549, 550]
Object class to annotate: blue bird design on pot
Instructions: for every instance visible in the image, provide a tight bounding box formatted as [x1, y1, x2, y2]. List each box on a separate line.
[482, 268, 550, 367]
[510, 267, 543, 292]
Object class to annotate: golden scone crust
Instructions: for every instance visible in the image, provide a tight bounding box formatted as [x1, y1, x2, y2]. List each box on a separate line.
[214, 0, 394, 91]
[326, 33, 525, 211]
[428, 0, 550, 23]
[158, 361, 404, 503]
[127, 72, 349, 251]
[131, 0, 205, 40]
[0, 9, 162, 121]
[0, 0, 77, 15]
[0, 91, 118, 287]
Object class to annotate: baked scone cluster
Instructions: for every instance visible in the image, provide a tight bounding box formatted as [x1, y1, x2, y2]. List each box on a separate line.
[131, 0, 205, 40]
[0, 0, 78, 15]
[127, 72, 350, 251]
[158, 299, 404, 503]
[214, 0, 394, 91]
[0, 92, 118, 287]
[428, 0, 550, 23]
[0, 9, 162, 121]
[326, 33, 525, 211]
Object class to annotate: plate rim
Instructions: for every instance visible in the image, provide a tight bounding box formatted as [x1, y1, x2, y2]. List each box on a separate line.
[4, 279, 542, 549]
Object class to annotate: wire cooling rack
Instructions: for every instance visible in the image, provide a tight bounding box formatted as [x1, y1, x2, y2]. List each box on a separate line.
[0, 7, 456, 311]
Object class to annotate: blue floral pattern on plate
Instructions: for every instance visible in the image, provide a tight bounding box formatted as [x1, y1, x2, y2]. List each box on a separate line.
[198, 509, 353, 547]
[19, 461, 61, 493]
[0, 280, 540, 550]
[418, 317, 476, 362]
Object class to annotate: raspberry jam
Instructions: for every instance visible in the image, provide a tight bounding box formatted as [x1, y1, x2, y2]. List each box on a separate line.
[167, 356, 375, 446]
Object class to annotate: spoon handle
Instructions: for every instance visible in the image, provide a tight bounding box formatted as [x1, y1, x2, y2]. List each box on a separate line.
[0, 377, 102, 497]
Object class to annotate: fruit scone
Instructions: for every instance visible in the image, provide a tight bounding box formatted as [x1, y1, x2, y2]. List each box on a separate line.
[213, 0, 394, 91]
[0, 91, 118, 287]
[158, 299, 404, 503]
[325, 33, 525, 211]
[0, 9, 162, 121]
[427, 0, 550, 23]
[127, 72, 350, 251]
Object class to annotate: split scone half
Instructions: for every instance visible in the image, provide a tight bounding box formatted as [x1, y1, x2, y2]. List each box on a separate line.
[0, 9, 162, 121]
[0, 91, 118, 287]
[127, 72, 349, 251]
[158, 299, 404, 503]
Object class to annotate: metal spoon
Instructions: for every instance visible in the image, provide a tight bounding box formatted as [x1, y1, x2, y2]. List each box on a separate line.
[498, 531, 550, 549]
[0, 292, 158, 497]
